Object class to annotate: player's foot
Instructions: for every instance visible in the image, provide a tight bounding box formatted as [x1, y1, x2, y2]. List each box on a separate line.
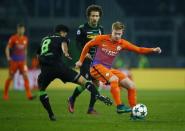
[87, 108, 98, 115]
[49, 114, 56, 121]
[28, 95, 37, 100]
[3, 95, 9, 100]
[117, 104, 132, 114]
[67, 97, 75, 113]
[130, 113, 144, 120]
[96, 95, 113, 106]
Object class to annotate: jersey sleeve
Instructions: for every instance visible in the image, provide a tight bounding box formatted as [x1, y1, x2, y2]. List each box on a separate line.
[79, 36, 101, 63]
[61, 37, 70, 45]
[122, 39, 154, 54]
[76, 26, 85, 51]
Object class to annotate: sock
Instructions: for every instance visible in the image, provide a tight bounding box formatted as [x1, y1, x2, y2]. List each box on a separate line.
[85, 82, 99, 96]
[127, 88, 137, 107]
[110, 81, 122, 106]
[24, 78, 32, 98]
[39, 91, 54, 117]
[3, 78, 12, 97]
[88, 93, 97, 110]
[88, 86, 98, 110]
[71, 86, 85, 101]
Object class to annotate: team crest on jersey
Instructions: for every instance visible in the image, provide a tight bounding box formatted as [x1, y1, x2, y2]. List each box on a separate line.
[16, 44, 25, 49]
[105, 73, 110, 77]
[101, 41, 106, 46]
[116, 46, 122, 51]
[77, 29, 81, 35]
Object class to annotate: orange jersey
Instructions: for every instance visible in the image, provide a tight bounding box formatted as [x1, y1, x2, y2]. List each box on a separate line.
[8, 34, 28, 61]
[79, 35, 154, 68]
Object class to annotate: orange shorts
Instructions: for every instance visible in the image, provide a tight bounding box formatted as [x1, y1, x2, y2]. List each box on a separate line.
[9, 61, 28, 75]
[90, 64, 127, 84]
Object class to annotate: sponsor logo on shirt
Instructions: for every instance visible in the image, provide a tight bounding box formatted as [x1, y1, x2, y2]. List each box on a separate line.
[87, 34, 98, 39]
[117, 46, 122, 51]
[16, 44, 25, 49]
[101, 48, 118, 56]
[77, 29, 81, 35]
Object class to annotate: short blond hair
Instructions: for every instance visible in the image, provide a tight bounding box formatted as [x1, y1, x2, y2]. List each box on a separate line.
[112, 21, 125, 30]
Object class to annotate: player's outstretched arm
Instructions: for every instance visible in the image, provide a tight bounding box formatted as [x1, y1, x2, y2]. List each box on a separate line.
[123, 40, 162, 54]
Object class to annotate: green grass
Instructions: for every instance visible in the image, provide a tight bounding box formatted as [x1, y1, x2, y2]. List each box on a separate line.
[0, 89, 185, 131]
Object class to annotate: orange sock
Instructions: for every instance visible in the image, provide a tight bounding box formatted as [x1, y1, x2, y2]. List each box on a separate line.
[4, 78, 12, 97]
[110, 81, 122, 106]
[24, 78, 32, 98]
[127, 88, 137, 107]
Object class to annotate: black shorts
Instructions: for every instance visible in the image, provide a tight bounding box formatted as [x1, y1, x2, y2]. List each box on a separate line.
[80, 58, 93, 80]
[38, 64, 80, 90]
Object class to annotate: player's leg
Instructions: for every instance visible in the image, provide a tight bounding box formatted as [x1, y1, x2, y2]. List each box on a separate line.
[69, 59, 90, 110]
[38, 69, 56, 121]
[67, 72, 86, 113]
[3, 61, 17, 100]
[111, 69, 137, 108]
[87, 80, 99, 114]
[20, 62, 35, 100]
[90, 65, 122, 110]
[69, 58, 98, 113]
[75, 75, 112, 106]
[91, 65, 131, 113]
[82, 59, 99, 114]
[120, 77, 137, 108]
[120, 78, 139, 120]
[64, 67, 112, 113]
[112, 69, 142, 119]
[3, 74, 13, 100]
[91, 65, 121, 105]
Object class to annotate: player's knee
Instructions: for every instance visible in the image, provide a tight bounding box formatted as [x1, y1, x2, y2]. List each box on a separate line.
[128, 82, 135, 89]
[121, 78, 135, 89]
[76, 75, 86, 85]
[109, 75, 119, 82]
[126, 81, 135, 89]
[38, 85, 46, 91]
[22, 73, 28, 79]
[37, 77, 46, 91]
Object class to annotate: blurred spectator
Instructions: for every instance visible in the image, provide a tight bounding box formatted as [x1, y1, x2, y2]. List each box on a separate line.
[138, 55, 150, 69]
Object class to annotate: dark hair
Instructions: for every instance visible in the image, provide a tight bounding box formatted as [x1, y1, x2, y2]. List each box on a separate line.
[55, 24, 69, 33]
[17, 23, 25, 28]
[86, 4, 103, 17]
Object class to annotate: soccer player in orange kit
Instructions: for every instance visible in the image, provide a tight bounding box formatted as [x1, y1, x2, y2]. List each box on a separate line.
[76, 21, 162, 115]
[3, 24, 35, 100]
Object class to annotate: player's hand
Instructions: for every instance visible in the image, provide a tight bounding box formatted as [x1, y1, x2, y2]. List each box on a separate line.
[64, 53, 72, 60]
[85, 53, 92, 60]
[75, 61, 82, 68]
[153, 47, 162, 54]
[7, 56, 12, 61]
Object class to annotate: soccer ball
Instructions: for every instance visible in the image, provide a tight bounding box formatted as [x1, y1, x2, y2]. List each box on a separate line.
[132, 104, 148, 118]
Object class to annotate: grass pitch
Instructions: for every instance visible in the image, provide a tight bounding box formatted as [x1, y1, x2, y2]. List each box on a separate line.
[0, 89, 185, 131]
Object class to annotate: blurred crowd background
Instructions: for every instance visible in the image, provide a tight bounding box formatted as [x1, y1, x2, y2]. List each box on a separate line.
[0, 0, 185, 68]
